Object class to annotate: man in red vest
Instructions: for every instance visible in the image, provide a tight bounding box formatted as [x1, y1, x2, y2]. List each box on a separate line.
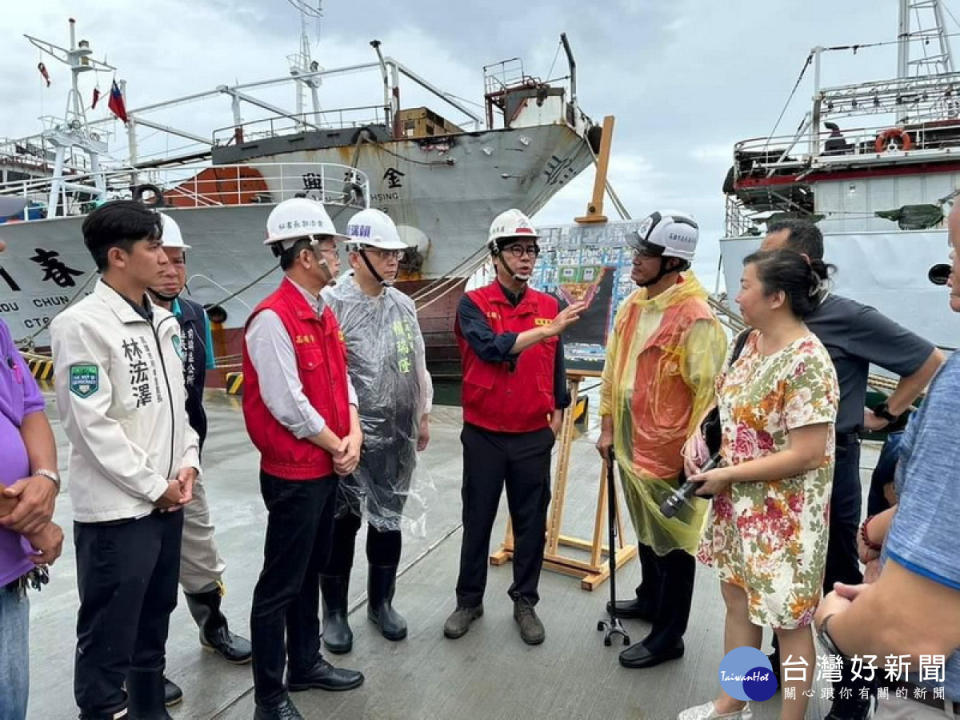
[444, 208, 584, 645]
[242, 198, 364, 720]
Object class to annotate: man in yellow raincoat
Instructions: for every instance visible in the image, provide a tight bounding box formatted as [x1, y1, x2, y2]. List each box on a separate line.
[596, 210, 727, 669]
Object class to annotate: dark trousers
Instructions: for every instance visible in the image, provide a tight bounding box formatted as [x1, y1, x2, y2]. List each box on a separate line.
[250, 471, 338, 708]
[634, 543, 695, 651]
[74, 509, 184, 717]
[773, 437, 870, 705]
[455, 423, 553, 608]
[827, 438, 872, 704]
[324, 512, 402, 576]
[825, 439, 864, 592]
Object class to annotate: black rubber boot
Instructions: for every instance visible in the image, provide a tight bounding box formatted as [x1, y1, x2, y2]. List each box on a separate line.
[184, 586, 252, 664]
[367, 564, 407, 641]
[126, 668, 172, 720]
[162, 677, 182, 707]
[321, 575, 353, 654]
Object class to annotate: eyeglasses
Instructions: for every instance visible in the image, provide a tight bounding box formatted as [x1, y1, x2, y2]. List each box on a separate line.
[366, 248, 405, 260]
[314, 246, 339, 258]
[502, 244, 540, 258]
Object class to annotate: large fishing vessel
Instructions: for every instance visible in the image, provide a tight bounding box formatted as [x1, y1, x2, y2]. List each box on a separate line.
[719, 0, 959, 351]
[0, 7, 598, 375]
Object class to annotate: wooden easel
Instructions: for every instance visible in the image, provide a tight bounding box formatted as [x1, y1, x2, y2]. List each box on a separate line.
[489, 371, 637, 590]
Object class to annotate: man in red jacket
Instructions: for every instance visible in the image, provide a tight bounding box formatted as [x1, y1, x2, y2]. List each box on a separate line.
[242, 198, 364, 720]
[443, 208, 583, 645]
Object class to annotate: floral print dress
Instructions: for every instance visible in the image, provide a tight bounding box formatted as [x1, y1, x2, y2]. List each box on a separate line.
[697, 331, 839, 629]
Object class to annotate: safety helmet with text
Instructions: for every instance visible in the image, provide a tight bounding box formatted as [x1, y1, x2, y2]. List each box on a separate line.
[627, 210, 698, 262]
[345, 208, 409, 251]
[159, 213, 191, 250]
[487, 208, 540, 255]
[265, 197, 348, 249]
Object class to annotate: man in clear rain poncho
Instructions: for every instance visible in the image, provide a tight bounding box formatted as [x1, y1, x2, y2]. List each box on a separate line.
[596, 211, 727, 670]
[320, 208, 432, 653]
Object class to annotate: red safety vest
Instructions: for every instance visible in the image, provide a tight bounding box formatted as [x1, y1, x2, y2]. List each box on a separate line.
[455, 282, 559, 433]
[241, 277, 351, 480]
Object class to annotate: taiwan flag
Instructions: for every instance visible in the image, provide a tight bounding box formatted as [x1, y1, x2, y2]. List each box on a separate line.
[108, 81, 128, 124]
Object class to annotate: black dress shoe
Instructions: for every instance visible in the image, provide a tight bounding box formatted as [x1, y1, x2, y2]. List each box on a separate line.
[605, 597, 656, 621]
[618, 638, 684, 668]
[163, 677, 183, 707]
[287, 658, 364, 692]
[254, 697, 303, 720]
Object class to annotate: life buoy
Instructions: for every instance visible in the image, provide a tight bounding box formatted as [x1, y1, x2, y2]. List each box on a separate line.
[875, 128, 913, 153]
[131, 184, 165, 206]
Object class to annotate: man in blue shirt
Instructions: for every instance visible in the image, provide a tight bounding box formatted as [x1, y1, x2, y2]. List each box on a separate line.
[814, 207, 960, 719]
[148, 214, 251, 707]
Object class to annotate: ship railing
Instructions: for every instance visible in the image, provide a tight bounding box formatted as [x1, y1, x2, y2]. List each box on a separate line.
[0, 161, 370, 219]
[212, 105, 387, 146]
[483, 58, 527, 96]
[734, 118, 960, 181]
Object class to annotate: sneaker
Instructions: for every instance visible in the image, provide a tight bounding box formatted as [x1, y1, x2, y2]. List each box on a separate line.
[513, 599, 545, 645]
[443, 604, 483, 639]
[678, 700, 753, 720]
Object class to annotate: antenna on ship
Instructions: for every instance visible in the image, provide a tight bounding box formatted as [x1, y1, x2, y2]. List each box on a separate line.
[286, 0, 324, 128]
[897, 1, 955, 80]
[24, 18, 115, 217]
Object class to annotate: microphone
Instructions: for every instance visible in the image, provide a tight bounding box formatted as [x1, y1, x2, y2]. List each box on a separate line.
[659, 455, 720, 519]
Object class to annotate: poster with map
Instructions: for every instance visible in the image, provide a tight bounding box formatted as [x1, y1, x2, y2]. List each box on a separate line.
[530, 219, 644, 372]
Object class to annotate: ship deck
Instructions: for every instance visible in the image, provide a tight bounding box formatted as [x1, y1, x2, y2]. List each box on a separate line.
[27, 389, 877, 720]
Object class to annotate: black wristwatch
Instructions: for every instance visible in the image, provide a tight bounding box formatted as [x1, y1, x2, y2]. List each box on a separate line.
[816, 614, 848, 659]
[872, 402, 899, 424]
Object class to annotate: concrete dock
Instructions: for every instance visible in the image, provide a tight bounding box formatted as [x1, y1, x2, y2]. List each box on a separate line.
[27, 388, 874, 720]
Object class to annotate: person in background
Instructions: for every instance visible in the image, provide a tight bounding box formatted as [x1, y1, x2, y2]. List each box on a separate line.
[242, 198, 364, 720]
[596, 211, 727, 669]
[814, 206, 960, 720]
[762, 219, 943, 719]
[51, 200, 200, 720]
[320, 208, 433, 653]
[148, 213, 252, 708]
[681, 249, 839, 720]
[0, 237, 64, 720]
[443, 208, 583, 646]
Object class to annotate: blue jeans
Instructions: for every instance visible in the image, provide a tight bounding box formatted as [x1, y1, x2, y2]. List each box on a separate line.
[0, 582, 29, 720]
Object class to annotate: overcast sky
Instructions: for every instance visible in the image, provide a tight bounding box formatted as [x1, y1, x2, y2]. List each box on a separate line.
[3, 0, 950, 286]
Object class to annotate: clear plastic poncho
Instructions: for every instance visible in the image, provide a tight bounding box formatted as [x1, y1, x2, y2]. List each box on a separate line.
[323, 274, 433, 532]
[599, 272, 728, 555]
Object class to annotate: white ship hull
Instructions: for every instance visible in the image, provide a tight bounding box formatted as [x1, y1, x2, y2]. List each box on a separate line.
[236, 122, 593, 279]
[0, 122, 592, 346]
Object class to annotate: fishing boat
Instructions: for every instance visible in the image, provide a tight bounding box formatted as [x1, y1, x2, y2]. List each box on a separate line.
[0, 7, 599, 382]
[719, 0, 959, 352]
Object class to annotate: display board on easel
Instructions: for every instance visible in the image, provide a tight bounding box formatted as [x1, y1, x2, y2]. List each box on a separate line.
[530, 220, 645, 372]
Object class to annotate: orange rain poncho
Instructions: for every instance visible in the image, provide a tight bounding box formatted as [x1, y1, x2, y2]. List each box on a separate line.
[599, 272, 727, 555]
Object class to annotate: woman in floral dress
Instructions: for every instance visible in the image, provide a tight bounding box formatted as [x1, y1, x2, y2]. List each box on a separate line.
[679, 250, 839, 720]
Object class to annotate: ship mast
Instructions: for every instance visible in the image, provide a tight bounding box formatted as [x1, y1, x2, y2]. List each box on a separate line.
[897, 1, 954, 83]
[286, 0, 323, 128]
[24, 18, 114, 216]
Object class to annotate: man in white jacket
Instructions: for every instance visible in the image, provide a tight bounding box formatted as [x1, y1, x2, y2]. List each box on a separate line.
[51, 200, 200, 720]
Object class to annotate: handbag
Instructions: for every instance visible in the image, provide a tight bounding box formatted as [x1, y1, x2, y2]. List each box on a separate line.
[700, 329, 751, 456]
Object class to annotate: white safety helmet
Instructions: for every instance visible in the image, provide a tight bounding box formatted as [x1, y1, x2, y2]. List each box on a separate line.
[487, 208, 539, 255]
[345, 208, 409, 251]
[265, 197, 348, 248]
[159, 213, 190, 250]
[627, 210, 698, 262]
